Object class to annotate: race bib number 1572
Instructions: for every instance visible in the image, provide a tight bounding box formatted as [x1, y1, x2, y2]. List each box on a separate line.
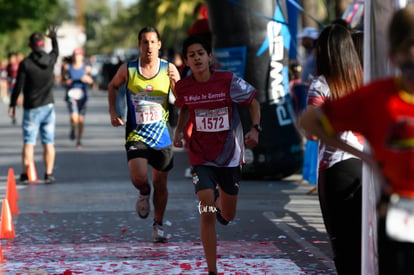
[195, 107, 230, 132]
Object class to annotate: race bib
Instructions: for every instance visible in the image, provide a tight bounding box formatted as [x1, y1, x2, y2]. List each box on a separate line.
[134, 105, 162, 125]
[195, 107, 230, 132]
[67, 88, 84, 100]
[386, 194, 414, 243]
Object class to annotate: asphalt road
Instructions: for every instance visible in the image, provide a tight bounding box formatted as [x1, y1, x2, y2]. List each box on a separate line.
[0, 86, 336, 274]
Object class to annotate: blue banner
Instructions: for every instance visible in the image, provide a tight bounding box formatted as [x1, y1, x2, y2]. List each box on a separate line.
[213, 46, 247, 78]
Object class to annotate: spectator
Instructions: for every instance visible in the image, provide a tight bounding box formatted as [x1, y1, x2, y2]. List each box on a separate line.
[8, 26, 59, 184]
[306, 23, 364, 275]
[0, 58, 8, 104]
[297, 26, 319, 85]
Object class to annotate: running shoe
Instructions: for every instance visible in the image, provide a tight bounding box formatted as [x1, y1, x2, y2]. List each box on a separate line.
[44, 174, 55, 184]
[214, 187, 229, 225]
[152, 223, 167, 243]
[19, 173, 29, 185]
[69, 129, 75, 140]
[76, 141, 82, 149]
[184, 167, 192, 178]
[136, 194, 150, 218]
[216, 207, 229, 226]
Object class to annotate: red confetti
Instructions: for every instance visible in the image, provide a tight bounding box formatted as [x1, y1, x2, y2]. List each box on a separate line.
[179, 263, 192, 270]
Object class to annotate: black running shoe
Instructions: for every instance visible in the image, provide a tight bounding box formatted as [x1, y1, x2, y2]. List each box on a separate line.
[19, 173, 29, 185]
[70, 129, 75, 140]
[216, 207, 229, 225]
[44, 174, 55, 184]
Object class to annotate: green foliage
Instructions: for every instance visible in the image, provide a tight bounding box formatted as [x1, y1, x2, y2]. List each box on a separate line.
[0, 0, 347, 61]
[91, 0, 205, 56]
[0, 0, 64, 59]
[0, 0, 59, 32]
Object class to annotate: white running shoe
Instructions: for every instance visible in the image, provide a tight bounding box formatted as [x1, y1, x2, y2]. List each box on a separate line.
[184, 167, 192, 178]
[136, 194, 150, 219]
[152, 223, 167, 243]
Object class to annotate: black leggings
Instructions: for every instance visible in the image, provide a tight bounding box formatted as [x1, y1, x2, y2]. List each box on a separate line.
[318, 158, 362, 275]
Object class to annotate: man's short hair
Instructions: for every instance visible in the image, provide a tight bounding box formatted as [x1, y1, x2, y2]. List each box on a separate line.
[138, 26, 160, 42]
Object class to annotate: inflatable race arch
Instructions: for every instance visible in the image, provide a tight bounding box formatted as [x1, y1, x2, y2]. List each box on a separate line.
[206, 0, 303, 179]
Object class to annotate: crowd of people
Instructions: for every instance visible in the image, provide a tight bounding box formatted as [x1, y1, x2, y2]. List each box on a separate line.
[5, 2, 414, 274]
[0, 51, 25, 120]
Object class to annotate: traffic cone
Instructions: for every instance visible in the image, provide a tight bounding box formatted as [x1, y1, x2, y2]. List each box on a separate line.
[0, 243, 3, 262]
[27, 161, 38, 183]
[0, 199, 15, 239]
[6, 171, 19, 215]
[7, 168, 19, 200]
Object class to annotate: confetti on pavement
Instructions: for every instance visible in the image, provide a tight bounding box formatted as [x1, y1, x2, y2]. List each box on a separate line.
[0, 241, 305, 274]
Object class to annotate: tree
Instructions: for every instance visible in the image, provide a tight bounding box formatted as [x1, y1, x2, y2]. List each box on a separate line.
[92, 0, 204, 56]
[0, 0, 58, 32]
[301, 0, 354, 28]
[0, 0, 67, 58]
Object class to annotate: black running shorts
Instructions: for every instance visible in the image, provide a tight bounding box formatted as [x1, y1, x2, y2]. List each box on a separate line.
[125, 141, 174, 172]
[191, 165, 241, 195]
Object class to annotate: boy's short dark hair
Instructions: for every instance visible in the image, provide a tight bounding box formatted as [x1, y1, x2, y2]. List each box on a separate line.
[182, 35, 212, 59]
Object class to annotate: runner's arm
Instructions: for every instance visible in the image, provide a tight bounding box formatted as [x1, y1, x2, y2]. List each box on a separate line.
[298, 107, 375, 166]
[168, 62, 181, 97]
[173, 107, 189, 148]
[108, 63, 127, 126]
[244, 98, 260, 148]
[81, 65, 94, 85]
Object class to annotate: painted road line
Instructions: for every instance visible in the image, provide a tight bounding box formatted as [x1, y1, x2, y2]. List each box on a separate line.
[263, 211, 335, 271]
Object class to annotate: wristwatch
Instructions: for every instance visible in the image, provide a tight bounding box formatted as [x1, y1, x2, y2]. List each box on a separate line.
[252, 124, 263, 133]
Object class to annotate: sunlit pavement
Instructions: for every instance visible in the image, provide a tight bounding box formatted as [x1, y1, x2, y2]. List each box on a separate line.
[0, 87, 336, 274]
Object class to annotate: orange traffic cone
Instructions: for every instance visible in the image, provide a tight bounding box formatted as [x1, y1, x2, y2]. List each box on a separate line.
[27, 161, 38, 183]
[7, 168, 19, 200]
[6, 173, 19, 215]
[0, 199, 15, 239]
[0, 243, 3, 262]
